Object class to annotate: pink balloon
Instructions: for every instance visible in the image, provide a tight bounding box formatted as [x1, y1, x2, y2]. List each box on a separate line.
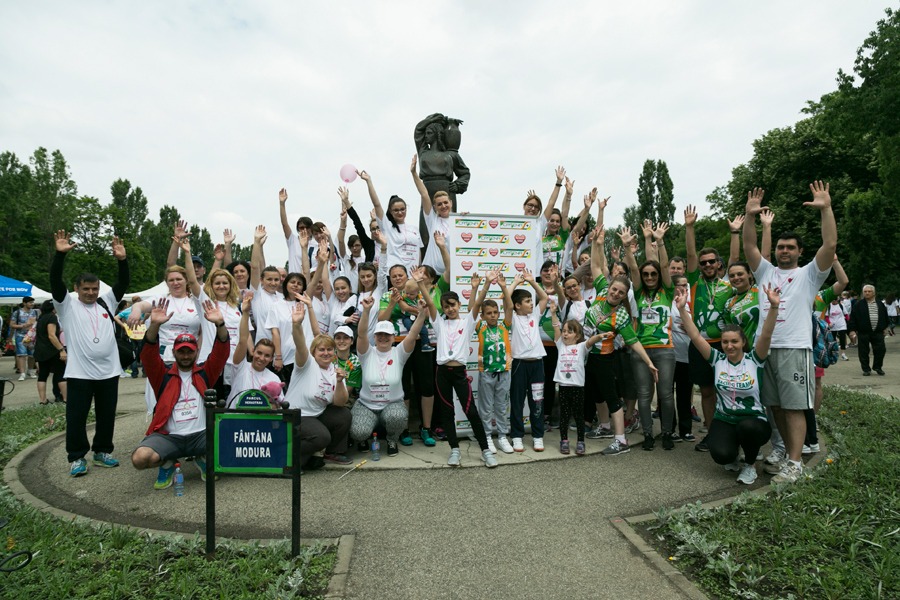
[340, 164, 358, 183]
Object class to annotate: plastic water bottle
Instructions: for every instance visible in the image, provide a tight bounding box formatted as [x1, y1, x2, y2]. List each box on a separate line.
[371, 433, 381, 461]
[173, 463, 185, 497]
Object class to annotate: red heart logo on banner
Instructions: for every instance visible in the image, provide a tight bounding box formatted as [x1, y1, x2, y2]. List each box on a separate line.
[461, 261, 473, 271]
[461, 232, 473, 242]
[514, 262, 526, 271]
[489, 248, 499, 256]
[515, 235, 526, 244]
[462, 289, 472, 299]
[488, 220, 499, 228]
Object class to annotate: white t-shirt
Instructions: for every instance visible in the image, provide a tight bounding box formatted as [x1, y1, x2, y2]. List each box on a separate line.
[827, 303, 848, 331]
[264, 300, 314, 366]
[357, 345, 413, 410]
[560, 298, 589, 326]
[197, 291, 241, 378]
[54, 290, 121, 380]
[753, 259, 830, 349]
[287, 232, 318, 275]
[841, 298, 852, 316]
[671, 299, 692, 363]
[311, 294, 331, 335]
[431, 313, 476, 365]
[251, 285, 282, 343]
[511, 305, 547, 360]
[290, 355, 338, 418]
[329, 295, 358, 334]
[227, 359, 283, 408]
[144, 295, 203, 363]
[166, 371, 206, 436]
[379, 215, 423, 274]
[554, 340, 588, 386]
[423, 211, 451, 275]
[885, 300, 899, 318]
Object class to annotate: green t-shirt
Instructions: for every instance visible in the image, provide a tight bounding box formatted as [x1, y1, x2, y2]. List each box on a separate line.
[634, 285, 675, 348]
[724, 287, 760, 345]
[542, 229, 570, 266]
[687, 269, 732, 341]
[583, 299, 637, 355]
[476, 321, 512, 372]
[336, 353, 362, 389]
[813, 287, 836, 318]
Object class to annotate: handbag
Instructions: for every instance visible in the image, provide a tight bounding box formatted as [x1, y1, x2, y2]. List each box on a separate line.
[97, 299, 136, 369]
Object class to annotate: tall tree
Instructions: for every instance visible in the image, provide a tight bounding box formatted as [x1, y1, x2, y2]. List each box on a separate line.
[624, 159, 677, 233]
[109, 178, 149, 240]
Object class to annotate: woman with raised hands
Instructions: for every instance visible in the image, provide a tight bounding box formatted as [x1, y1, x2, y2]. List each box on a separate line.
[288, 301, 353, 468]
[338, 186, 376, 264]
[360, 168, 422, 274]
[302, 238, 334, 337]
[248, 224, 283, 347]
[412, 154, 453, 276]
[675, 283, 781, 485]
[266, 272, 319, 388]
[350, 293, 429, 457]
[522, 165, 568, 242]
[621, 221, 676, 451]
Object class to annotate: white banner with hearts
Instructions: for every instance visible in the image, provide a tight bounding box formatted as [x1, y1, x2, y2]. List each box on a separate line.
[448, 214, 540, 435]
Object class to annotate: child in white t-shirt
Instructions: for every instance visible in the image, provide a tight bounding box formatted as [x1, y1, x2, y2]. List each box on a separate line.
[508, 269, 550, 452]
[549, 302, 609, 456]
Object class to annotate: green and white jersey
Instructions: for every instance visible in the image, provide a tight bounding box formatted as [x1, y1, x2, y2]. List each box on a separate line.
[813, 287, 837, 318]
[583, 299, 637, 355]
[634, 286, 675, 348]
[708, 348, 767, 425]
[336, 353, 362, 389]
[724, 287, 760, 345]
[687, 270, 732, 341]
[542, 229, 569, 267]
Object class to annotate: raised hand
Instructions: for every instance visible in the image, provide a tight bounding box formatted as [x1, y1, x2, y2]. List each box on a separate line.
[640, 219, 654, 239]
[173, 235, 191, 254]
[111, 236, 126, 260]
[223, 228, 235, 245]
[610, 246, 620, 261]
[337, 186, 350, 208]
[512, 272, 525, 287]
[433, 231, 446, 248]
[410, 154, 418, 174]
[522, 268, 536, 284]
[372, 228, 386, 248]
[278, 188, 288, 204]
[202, 299, 224, 325]
[653, 222, 669, 241]
[582, 192, 594, 211]
[298, 228, 309, 248]
[727, 214, 745, 233]
[174, 219, 190, 241]
[411, 266, 427, 283]
[291, 301, 306, 324]
[805, 181, 831, 210]
[360, 295, 375, 310]
[571, 228, 584, 247]
[760, 209, 775, 226]
[548, 299, 558, 313]
[214, 244, 225, 261]
[254, 225, 267, 245]
[555, 165, 566, 183]
[296, 292, 313, 307]
[357, 170, 371, 183]
[335, 366, 348, 382]
[548, 264, 559, 283]
[674, 285, 688, 310]
[526, 189, 537, 200]
[684, 204, 698, 226]
[317, 242, 330, 264]
[597, 195, 610, 211]
[471, 273, 482, 289]
[241, 290, 254, 312]
[763, 283, 781, 308]
[565, 176, 574, 196]
[617, 226, 636, 247]
[745, 188, 765, 216]
[55, 230, 77, 253]
[149, 299, 172, 325]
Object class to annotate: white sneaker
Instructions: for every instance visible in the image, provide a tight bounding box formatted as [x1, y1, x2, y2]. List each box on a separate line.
[447, 448, 461, 467]
[486, 437, 497, 454]
[772, 461, 803, 484]
[18, 373, 26, 381]
[841, 353, 849, 361]
[497, 436, 514, 454]
[763, 458, 787, 475]
[481, 449, 498, 468]
[765, 447, 786, 465]
[533, 438, 544, 452]
[737, 463, 758, 485]
[723, 459, 742, 472]
[512, 437, 524, 452]
[802, 443, 820, 455]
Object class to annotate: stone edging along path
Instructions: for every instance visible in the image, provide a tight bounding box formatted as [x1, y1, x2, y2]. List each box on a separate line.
[608, 444, 828, 600]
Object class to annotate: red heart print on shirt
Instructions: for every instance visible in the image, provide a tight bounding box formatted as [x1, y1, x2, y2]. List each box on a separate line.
[101, 313, 109, 319]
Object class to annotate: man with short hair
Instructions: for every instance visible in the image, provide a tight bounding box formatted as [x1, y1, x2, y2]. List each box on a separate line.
[131, 297, 230, 489]
[50, 230, 129, 477]
[743, 182, 836, 484]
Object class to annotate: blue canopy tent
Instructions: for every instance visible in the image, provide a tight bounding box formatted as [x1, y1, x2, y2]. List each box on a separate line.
[0, 275, 50, 305]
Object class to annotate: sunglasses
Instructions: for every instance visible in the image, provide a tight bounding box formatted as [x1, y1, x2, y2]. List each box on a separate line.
[641, 271, 659, 277]
[699, 259, 718, 266]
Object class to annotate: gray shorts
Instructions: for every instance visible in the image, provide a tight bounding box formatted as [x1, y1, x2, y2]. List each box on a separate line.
[762, 348, 814, 411]
[137, 431, 206, 462]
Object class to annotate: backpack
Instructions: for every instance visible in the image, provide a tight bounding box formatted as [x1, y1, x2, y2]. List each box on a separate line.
[812, 313, 839, 368]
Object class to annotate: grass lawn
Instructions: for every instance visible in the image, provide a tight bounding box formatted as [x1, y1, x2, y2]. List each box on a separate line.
[0, 405, 336, 599]
[642, 386, 900, 599]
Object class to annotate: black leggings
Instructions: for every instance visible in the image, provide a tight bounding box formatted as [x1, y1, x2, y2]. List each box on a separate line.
[558, 386, 585, 442]
[542, 343, 558, 421]
[38, 355, 66, 383]
[435, 364, 488, 450]
[671, 361, 693, 436]
[707, 416, 771, 466]
[834, 329, 847, 350]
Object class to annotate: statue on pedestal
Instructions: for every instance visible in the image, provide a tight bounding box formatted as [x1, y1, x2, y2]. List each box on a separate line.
[414, 113, 470, 247]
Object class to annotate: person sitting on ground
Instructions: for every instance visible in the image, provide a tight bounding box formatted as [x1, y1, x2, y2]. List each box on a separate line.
[131, 297, 230, 489]
[675, 282, 782, 485]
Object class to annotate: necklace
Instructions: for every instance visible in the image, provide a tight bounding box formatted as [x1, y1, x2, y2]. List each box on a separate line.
[704, 278, 719, 310]
[81, 302, 101, 343]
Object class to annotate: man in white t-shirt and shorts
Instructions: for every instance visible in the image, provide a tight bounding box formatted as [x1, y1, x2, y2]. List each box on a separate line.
[742, 182, 836, 484]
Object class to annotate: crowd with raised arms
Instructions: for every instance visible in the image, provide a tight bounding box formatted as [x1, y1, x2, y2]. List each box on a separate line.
[39, 158, 890, 487]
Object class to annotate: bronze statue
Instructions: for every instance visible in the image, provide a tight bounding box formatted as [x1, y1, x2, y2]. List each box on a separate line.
[414, 113, 470, 246]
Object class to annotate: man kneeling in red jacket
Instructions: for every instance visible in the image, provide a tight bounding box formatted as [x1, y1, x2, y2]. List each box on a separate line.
[131, 298, 230, 489]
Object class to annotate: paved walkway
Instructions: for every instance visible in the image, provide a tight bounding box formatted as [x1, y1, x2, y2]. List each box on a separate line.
[3, 336, 899, 599]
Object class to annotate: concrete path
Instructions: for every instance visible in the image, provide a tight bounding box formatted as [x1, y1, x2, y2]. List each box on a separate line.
[2, 335, 899, 599]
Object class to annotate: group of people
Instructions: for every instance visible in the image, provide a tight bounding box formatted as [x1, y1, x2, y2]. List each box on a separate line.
[40, 160, 891, 488]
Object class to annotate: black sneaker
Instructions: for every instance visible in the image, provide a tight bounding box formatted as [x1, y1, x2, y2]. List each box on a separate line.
[357, 439, 369, 453]
[681, 433, 696, 442]
[642, 434, 655, 451]
[672, 432, 683, 442]
[387, 441, 399, 457]
[304, 456, 326, 471]
[876, 369, 885, 376]
[694, 436, 709, 452]
[662, 433, 675, 451]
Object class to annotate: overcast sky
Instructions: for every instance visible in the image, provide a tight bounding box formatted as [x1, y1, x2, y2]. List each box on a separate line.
[1, 1, 890, 268]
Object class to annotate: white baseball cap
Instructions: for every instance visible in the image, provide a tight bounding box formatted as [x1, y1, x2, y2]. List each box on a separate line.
[374, 321, 395, 336]
[334, 325, 355, 339]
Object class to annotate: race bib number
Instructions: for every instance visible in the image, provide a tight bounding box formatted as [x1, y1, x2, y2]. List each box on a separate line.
[174, 399, 200, 424]
[641, 308, 660, 324]
[369, 384, 390, 403]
